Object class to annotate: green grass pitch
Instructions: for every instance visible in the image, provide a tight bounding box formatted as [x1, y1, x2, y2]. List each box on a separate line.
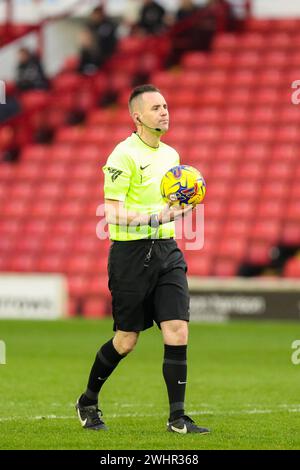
[0, 318, 300, 450]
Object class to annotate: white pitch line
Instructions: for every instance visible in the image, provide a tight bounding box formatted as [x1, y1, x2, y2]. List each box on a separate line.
[1, 405, 300, 422]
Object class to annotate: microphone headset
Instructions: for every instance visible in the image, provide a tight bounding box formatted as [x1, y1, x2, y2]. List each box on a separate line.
[137, 117, 162, 133]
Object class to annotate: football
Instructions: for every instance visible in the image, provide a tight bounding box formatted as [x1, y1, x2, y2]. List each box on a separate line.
[160, 165, 206, 206]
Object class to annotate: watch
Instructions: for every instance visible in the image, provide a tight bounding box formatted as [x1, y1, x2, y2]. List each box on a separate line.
[149, 213, 160, 228]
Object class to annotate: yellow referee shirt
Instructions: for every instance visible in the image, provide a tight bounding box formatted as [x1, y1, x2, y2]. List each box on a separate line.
[103, 132, 180, 241]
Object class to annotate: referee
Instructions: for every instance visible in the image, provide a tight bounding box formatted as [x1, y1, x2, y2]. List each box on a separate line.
[76, 84, 210, 435]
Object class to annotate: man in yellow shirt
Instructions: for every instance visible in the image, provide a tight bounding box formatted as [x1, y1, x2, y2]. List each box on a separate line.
[76, 84, 209, 435]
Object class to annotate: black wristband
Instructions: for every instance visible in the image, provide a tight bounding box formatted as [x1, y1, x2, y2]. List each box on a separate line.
[149, 214, 160, 228]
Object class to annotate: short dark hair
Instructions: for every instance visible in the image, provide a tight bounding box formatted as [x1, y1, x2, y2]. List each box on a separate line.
[128, 84, 161, 110]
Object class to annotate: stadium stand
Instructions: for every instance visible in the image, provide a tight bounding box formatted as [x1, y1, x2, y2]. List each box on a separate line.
[1, 12, 300, 316]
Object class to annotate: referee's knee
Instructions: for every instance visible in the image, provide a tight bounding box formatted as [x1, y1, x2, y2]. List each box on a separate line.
[113, 331, 139, 356]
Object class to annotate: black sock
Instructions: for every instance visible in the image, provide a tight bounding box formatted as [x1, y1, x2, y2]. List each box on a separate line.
[162, 344, 187, 421]
[79, 338, 125, 406]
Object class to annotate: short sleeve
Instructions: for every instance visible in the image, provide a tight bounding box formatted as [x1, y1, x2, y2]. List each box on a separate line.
[102, 147, 133, 202]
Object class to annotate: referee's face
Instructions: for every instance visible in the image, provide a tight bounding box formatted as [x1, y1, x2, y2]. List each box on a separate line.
[141, 92, 169, 133]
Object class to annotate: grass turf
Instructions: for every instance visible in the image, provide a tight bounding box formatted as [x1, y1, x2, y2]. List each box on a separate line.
[0, 319, 299, 450]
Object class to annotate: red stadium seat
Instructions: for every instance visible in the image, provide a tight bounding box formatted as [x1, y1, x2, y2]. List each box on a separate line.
[57, 201, 85, 218]
[234, 51, 261, 68]
[56, 126, 85, 144]
[63, 181, 91, 199]
[210, 53, 233, 68]
[83, 296, 109, 318]
[171, 91, 198, 108]
[281, 223, 300, 247]
[73, 235, 102, 254]
[258, 70, 285, 87]
[251, 106, 277, 124]
[272, 144, 299, 162]
[53, 73, 85, 91]
[210, 162, 236, 180]
[9, 182, 34, 200]
[1, 200, 29, 217]
[286, 202, 300, 221]
[200, 89, 226, 106]
[203, 220, 221, 239]
[70, 163, 99, 181]
[15, 163, 43, 181]
[237, 162, 266, 180]
[239, 33, 266, 50]
[9, 254, 37, 272]
[278, 107, 300, 125]
[68, 296, 79, 317]
[227, 200, 256, 219]
[230, 70, 256, 87]
[194, 125, 221, 143]
[262, 51, 288, 67]
[250, 220, 281, 243]
[223, 220, 251, 238]
[118, 35, 146, 55]
[0, 254, 9, 271]
[213, 259, 238, 277]
[218, 238, 247, 261]
[67, 254, 95, 275]
[23, 220, 50, 236]
[256, 201, 284, 219]
[181, 52, 208, 70]
[224, 107, 248, 124]
[37, 254, 67, 273]
[178, 71, 202, 89]
[185, 255, 212, 277]
[283, 257, 300, 278]
[43, 236, 71, 254]
[247, 125, 274, 142]
[20, 91, 50, 111]
[86, 274, 109, 296]
[260, 182, 289, 201]
[207, 181, 230, 201]
[289, 182, 300, 200]
[215, 144, 241, 163]
[194, 107, 222, 125]
[213, 34, 239, 51]
[232, 181, 260, 200]
[36, 182, 62, 200]
[265, 162, 293, 180]
[222, 125, 247, 142]
[243, 144, 270, 162]
[246, 242, 272, 266]
[21, 145, 51, 161]
[0, 236, 16, 255]
[228, 88, 252, 106]
[68, 275, 88, 297]
[274, 125, 299, 143]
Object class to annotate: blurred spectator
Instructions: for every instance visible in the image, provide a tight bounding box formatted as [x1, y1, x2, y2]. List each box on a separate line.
[87, 6, 117, 63]
[166, 0, 235, 66]
[206, 0, 236, 31]
[138, 0, 166, 35]
[0, 95, 20, 123]
[176, 0, 198, 22]
[78, 29, 103, 75]
[16, 47, 49, 92]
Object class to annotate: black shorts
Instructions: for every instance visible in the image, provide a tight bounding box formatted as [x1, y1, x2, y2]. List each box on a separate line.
[108, 239, 190, 332]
